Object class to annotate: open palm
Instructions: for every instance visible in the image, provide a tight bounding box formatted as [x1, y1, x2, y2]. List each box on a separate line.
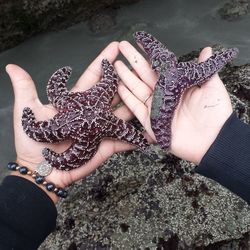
[7, 42, 135, 188]
[115, 42, 233, 165]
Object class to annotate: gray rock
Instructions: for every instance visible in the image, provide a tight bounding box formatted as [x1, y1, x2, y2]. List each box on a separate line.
[87, 9, 116, 34]
[0, 0, 141, 52]
[219, 0, 249, 20]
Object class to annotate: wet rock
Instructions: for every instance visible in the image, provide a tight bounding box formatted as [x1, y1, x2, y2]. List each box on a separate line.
[80, 240, 109, 250]
[220, 64, 250, 102]
[0, 0, 141, 52]
[87, 8, 116, 34]
[64, 217, 75, 230]
[39, 49, 250, 250]
[119, 223, 130, 232]
[67, 242, 78, 250]
[219, 0, 249, 20]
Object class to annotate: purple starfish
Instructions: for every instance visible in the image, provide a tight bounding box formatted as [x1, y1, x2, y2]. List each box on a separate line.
[22, 59, 149, 171]
[134, 31, 238, 150]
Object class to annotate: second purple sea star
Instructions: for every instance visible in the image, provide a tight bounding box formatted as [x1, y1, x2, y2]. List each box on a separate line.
[22, 59, 149, 171]
[134, 31, 238, 150]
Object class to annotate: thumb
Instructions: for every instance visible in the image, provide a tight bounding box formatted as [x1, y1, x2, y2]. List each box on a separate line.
[198, 47, 212, 63]
[6, 64, 39, 104]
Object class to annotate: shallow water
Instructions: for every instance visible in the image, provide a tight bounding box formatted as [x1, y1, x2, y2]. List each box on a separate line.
[0, 0, 249, 176]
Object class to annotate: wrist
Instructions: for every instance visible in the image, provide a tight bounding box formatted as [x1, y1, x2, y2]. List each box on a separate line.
[10, 171, 59, 204]
[15, 158, 68, 188]
[195, 112, 250, 203]
[8, 160, 68, 204]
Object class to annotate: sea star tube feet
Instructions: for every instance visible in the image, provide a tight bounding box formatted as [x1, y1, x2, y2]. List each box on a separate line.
[22, 59, 149, 171]
[134, 31, 238, 150]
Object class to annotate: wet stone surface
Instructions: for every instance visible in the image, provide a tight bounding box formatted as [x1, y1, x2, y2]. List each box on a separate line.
[219, 0, 249, 21]
[87, 8, 117, 34]
[0, 0, 140, 52]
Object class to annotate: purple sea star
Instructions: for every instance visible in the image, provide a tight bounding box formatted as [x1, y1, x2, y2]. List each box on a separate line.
[22, 59, 149, 171]
[134, 31, 238, 150]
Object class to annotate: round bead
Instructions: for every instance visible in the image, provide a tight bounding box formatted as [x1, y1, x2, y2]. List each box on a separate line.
[7, 162, 18, 171]
[56, 188, 68, 198]
[19, 166, 28, 175]
[35, 176, 44, 184]
[46, 183, 55, 192]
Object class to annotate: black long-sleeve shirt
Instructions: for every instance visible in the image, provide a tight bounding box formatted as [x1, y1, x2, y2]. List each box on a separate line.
[0, 176, 57, 250]
[0, 112, 249, 250]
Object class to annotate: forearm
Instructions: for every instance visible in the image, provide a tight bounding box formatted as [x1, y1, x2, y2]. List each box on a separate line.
[195, 112, 250, 204]
[0, 175, 57, 249]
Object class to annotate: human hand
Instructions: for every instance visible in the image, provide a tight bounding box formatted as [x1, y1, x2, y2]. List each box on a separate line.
[6, 42, 135, 200]
[115, 41, 233, 165]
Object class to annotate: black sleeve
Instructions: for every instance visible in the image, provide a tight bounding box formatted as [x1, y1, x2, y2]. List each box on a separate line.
[0, 175, 57, 250]
[195, 112, 250, 204]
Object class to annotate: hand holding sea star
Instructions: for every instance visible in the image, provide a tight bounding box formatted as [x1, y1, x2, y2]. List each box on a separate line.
[22, 59, 149, 171]
[134, 31, 238, 150]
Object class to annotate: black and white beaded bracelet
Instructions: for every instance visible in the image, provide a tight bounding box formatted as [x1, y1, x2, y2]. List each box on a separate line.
[7, 162, 68, 198]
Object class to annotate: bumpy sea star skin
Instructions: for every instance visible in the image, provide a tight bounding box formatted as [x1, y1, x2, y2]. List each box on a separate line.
[134, 31, 238, 150]
[22, 59, 149, 171]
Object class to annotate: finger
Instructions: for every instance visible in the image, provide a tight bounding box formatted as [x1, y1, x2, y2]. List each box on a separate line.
[143, 131, 155, 144]
[131, 68, 139, 78]
[111, 93, 121, 107]
[114, 60, 152, 103]
[113, 104, 134, 121]
[119, 41, 157, 88]
[72, 41, 119, 92]
[111, 69, 141, 108]
[111, 67, 143, 108]
[118, 84, 149, 127]
[6, 64, 39, 105]
[198, 47, 220, 82]
[198, 47, 212, 63]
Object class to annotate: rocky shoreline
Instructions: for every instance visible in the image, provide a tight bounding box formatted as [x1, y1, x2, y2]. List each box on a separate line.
[0, 0, 139, 52]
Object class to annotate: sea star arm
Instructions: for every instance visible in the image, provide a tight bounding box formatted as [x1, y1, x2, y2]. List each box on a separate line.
[42, 139, 99, 171]
[46, 66, 71, 110]
[134, 31, 166, 58]
[177, 48, 239, 88]
[22, 107, 70, 143]
[151, 113, 172, 150]
[105, 114, 149, 151]
[79, 59, 118, 106]
[99, 59, 118, 101]
[134, 31, 177, 73]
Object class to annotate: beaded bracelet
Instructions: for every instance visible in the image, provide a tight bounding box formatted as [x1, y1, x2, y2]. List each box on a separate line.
[7, 162, 68, 198]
